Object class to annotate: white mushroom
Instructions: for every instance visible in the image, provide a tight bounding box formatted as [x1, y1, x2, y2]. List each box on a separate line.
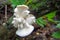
[12, 5, 36, 37]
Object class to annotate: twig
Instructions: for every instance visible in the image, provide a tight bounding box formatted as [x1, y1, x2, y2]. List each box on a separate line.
[5, 5, 7, 22]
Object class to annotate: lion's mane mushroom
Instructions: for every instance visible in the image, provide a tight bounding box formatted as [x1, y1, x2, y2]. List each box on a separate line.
[12, 5, 36, 37]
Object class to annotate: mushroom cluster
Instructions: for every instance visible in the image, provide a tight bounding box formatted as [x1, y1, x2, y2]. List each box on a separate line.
[12, 5, 36, 37]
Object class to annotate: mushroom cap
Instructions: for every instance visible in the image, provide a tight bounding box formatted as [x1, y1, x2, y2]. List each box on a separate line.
[14, 5, 29, 13]
[14, 5, 30, 18]
[17, 5, 29, 10]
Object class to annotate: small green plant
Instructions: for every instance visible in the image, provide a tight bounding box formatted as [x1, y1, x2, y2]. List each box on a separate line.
[44, 11, 57, 23]
[56, 23, 60, 28]
[36, 17, 47, 27]
[28, 0, 47, 10]
[36, 11, 56, 27]
[52, 31, 60, 39]
[45, 11, 56, 19]
[10, 0, 26, 7]
[52, 23, 60, 39]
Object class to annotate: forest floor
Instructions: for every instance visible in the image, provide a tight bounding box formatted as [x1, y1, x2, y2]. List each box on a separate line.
[0, 4, 60, 40]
